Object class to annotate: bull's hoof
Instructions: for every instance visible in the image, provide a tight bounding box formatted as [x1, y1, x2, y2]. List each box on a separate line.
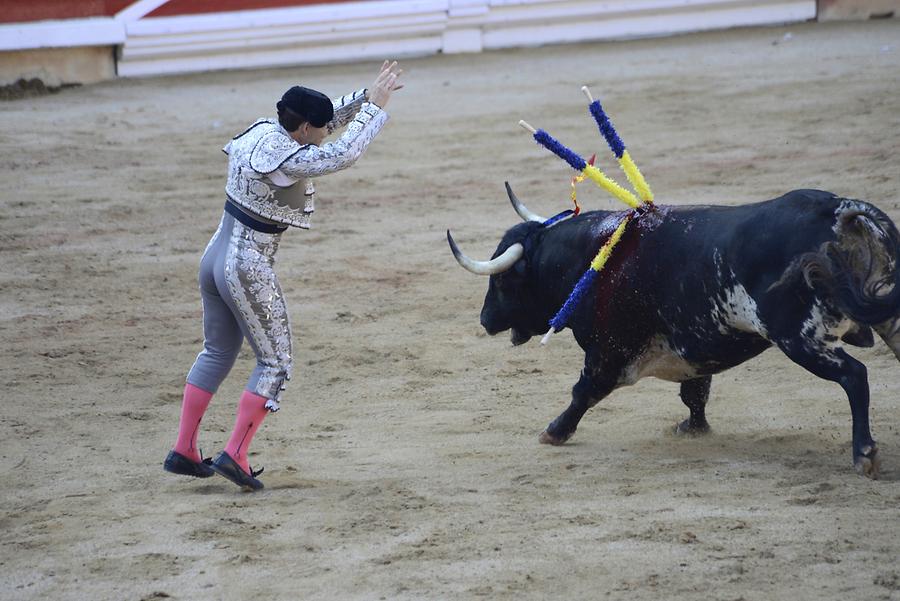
[674, 419, 711, 436]
[539, 430, 571, 445]
[854, 446, 881, 480]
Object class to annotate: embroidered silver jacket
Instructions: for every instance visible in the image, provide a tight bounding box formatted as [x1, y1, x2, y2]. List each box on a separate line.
[223, 89, 388, 229]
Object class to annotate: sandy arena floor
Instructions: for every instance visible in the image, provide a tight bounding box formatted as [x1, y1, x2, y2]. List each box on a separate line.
[2, 18, 900, 601]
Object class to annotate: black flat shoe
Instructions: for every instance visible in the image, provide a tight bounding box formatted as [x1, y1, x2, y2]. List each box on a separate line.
[210, 451, 264, 491]
[164, 450, 215, 478]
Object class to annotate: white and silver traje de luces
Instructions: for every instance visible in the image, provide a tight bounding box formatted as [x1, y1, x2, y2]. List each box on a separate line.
[222, 89, 387, 229]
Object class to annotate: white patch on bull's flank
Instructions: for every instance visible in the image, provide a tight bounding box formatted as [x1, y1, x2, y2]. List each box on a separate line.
[710, 278, 769, 338]
[800, 300, 855, 366]
[620, 336, 698, 385]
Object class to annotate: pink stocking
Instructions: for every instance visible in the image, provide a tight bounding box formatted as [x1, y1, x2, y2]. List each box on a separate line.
[172, 383, 214, 463]
[223, 390, 269, 474]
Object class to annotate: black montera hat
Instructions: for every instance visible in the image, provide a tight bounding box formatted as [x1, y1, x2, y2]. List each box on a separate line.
[278, 86, 334, 128]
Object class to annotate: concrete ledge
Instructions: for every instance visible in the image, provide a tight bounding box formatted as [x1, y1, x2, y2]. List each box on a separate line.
[0, 46, 116, 87]
[818, 0, 897, 20]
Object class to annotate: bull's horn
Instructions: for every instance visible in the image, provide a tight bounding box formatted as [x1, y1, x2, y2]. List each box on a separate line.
[447, 230, 524, 276]
[506, 181, 545, 223]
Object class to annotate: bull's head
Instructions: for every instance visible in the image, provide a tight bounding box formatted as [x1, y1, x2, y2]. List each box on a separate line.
[448, 183, 552, 345]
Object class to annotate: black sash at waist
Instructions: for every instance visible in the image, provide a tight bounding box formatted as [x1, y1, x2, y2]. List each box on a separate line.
[224, 200, 288, 234]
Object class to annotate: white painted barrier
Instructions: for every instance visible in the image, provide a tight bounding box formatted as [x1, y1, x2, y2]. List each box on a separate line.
[116, 0, 816, 77]
[0, 18, 125, 52]
[0, 0, 817, 79]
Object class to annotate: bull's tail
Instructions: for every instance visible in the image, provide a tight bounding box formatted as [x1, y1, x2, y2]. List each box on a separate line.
[799, 201, 900, 325]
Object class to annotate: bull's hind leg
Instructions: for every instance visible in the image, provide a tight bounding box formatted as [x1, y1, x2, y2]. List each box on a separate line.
[539, 367, 617, 445]
[777, 341, 880, 478]
[675, 376, 712, 435]
[875, 317, 900, 362]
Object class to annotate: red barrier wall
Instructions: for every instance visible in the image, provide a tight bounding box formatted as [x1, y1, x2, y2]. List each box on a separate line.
[0, 0, 359, 24]
[145, 0, 357, 17]
[0, 0, 122, 23]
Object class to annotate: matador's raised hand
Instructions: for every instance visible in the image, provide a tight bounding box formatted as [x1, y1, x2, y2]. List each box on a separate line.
[367, 60, 404, 109]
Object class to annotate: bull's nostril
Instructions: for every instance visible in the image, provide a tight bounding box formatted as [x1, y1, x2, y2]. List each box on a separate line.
[480, 319, 500, 336]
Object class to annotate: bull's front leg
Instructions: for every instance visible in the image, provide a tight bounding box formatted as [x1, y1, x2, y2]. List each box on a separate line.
[539, 364, 617, 445]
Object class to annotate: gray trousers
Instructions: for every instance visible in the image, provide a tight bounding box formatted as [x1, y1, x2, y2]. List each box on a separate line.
[186, 211, 293, 408]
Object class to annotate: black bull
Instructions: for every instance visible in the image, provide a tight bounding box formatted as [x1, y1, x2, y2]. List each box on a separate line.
[449, 186, 900, 478]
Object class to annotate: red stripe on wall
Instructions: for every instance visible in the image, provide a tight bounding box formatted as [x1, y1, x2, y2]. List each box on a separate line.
[0, 0, 122, 23]
[145, 0, 359, 18]
[0, 0, 362, 24]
